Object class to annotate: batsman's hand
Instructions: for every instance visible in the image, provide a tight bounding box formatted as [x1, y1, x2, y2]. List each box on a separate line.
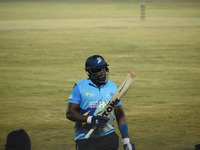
[122, 138, 135, 150]
[87, 116, 109, 128]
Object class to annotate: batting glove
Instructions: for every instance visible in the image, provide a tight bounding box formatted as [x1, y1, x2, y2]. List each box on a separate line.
[87, 116, 109, 128]
[122, 138, 135, 150]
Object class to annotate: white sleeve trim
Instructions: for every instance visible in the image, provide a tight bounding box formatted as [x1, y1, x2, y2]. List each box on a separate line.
[87, 116, 93, 124]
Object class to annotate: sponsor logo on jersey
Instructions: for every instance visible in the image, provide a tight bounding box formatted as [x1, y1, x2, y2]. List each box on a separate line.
[86, 92, 95, 97]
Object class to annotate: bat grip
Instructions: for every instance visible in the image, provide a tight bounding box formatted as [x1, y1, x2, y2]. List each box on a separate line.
[85, 126, 97, 139]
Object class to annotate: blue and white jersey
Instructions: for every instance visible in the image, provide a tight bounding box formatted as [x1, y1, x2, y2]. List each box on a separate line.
[68, 78, 121, 141]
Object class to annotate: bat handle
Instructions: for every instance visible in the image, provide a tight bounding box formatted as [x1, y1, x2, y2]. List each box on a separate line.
[85, 126, 97, 139]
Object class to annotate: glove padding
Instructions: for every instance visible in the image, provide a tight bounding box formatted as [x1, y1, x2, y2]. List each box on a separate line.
[89, 116, 109, 128]
[122, 138, 135, 150]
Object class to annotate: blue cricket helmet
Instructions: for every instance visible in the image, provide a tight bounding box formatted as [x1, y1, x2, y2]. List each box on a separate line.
[85, 55, 109, 71]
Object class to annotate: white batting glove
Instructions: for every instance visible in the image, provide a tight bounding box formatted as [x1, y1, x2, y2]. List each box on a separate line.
[122, 138, 135, 150]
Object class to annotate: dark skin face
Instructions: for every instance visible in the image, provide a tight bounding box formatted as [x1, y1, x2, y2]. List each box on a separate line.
[89, 68, 107, 86]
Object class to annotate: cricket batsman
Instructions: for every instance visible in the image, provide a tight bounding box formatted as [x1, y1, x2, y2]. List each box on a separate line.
[66, 55, 135, 150]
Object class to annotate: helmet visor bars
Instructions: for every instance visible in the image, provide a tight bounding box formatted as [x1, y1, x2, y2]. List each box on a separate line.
[88, 67, 109, 85]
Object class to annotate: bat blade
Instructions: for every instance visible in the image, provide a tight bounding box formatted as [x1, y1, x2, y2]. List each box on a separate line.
[85, 71, 136, 139]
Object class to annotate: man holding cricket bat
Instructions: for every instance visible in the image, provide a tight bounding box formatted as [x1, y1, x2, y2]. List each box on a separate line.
[66, 55, 135, 150]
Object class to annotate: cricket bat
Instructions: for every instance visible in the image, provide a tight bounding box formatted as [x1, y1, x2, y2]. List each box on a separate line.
[85, 71, 136, 139]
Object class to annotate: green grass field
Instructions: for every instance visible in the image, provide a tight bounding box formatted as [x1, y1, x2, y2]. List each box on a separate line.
[0, 0, 200, 149]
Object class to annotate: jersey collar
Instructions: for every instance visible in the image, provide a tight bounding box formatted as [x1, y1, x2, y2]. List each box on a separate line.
[88, 78, 108, 88]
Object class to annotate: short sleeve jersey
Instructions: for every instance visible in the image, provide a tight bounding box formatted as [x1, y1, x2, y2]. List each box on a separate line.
[68, 78, 121, 141]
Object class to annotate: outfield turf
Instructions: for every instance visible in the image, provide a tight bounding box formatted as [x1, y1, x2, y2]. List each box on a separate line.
[0, 0, 200, 149]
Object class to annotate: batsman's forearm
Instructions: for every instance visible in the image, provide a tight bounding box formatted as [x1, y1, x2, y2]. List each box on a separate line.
[66, 111, 88, 123]
[66, 103, 88, 123]
[115, 105, 127, 126]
